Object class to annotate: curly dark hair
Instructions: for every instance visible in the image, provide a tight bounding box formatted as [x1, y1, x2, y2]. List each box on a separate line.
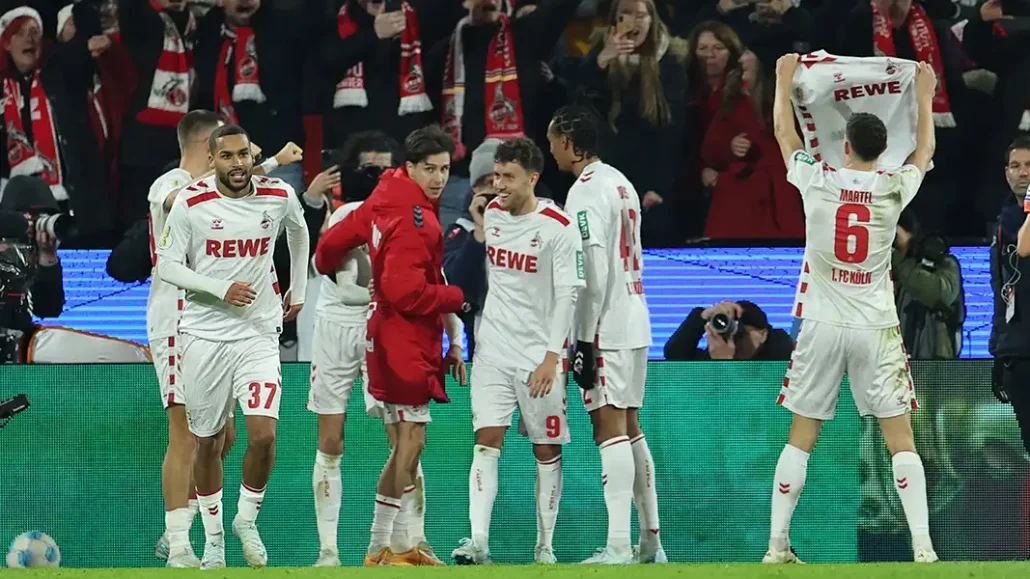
[494, 137, 544, 174]
[550, 104, 606, 159]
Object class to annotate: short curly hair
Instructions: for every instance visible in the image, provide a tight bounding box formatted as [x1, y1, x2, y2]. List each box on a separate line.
[494, 137, 544, 174]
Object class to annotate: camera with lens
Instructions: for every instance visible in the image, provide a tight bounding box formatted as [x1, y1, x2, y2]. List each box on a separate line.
[710, 312, 742, 338]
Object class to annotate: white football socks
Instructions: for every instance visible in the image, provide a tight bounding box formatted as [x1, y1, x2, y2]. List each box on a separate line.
[535, 455, 562, 550]
[769, 444, 809, 551]
[370, 495, 401, 552]
[599, 436, 634, 552]
[186, 495, 199, 529]
[391, 485, 415, 553]
[892, 451, 933, 551]
[313, 451, 342, 554]
[165, 508, 191, 553]
[237, 483, 265, 524]
[630, 435, 662, 550]
[196, 488, 224, 542]
[469, 444, 500, 549]
[410, 461, 427, 546]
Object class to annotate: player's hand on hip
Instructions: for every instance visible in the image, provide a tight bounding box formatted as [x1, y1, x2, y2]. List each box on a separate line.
[446, 345, 467, 386]
[705, 325, 736, 360]
[572, 340, 597, 390]
[529, 356, 557, 398]
[914, 61, 938, 99]
[224, 281, 256, 307]
[275, 142, 304, 167]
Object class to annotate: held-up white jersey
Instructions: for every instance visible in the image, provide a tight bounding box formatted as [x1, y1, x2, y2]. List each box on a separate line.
[476, 198, 585, 371]
[156, 175, 307, 341]
[786, 150, 923, 328]
[315, 202, 371, 326]
[564, 160, 651, 350]
[146, 168, 191, 341]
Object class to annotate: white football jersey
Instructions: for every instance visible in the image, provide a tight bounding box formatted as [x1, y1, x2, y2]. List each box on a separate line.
[315, 202, 370, 327]
[156, 175, 306, 341]
[787, 150, 923, 328]
[146, 168, 191, 341]
[476, 198, 585, 371]
[564, 161, 651, 350]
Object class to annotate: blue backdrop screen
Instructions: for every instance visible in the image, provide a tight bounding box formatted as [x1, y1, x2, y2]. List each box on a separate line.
[45, 247, 992, 358]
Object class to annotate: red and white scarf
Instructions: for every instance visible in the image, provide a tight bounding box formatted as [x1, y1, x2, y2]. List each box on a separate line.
[136, 1, 194, 127]
[442, 14, 525, 161]
[215, 25, 266, 124]
[334, 2, 431, 115]
[871, 1, 955, 127]
[3, 72, 66, 200]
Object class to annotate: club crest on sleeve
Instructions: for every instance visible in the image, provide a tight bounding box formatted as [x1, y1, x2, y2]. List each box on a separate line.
[413, 206, 424, 228]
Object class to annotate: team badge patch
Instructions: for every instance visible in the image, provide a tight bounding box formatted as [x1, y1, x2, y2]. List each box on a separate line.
[576, 211, 590, 240]
[413, 206, 424, 228]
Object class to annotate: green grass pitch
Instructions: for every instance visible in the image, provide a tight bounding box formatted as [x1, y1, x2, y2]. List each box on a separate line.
[3, 563, 1030, 579]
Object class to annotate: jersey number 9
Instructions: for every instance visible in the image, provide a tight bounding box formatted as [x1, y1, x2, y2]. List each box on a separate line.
[834, 203, 870, 264]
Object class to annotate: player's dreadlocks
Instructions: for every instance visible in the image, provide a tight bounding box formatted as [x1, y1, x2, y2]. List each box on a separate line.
[550, 104, 606, 162]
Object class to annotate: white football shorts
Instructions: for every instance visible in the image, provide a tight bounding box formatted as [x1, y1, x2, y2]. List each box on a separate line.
[307, 318, 381, 417]
[151, 335, 186, 409]
[778, 319, 918, 420]
[470, 357, 570, 445]
[381, 403, 431, 425]
[178, 333, 283, 437]
[581, 347, 649, 412]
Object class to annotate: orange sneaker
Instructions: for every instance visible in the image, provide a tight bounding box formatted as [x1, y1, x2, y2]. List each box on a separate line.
[410, 543, 447, 566]
[392, 548, 432, 566]
[364, 547, 412, 567]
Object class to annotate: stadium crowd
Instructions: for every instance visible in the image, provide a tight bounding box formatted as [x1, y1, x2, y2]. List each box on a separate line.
[0, 0, 1027, 251]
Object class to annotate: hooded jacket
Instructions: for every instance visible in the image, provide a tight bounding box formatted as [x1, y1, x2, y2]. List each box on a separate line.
[314, 167, 464, 405]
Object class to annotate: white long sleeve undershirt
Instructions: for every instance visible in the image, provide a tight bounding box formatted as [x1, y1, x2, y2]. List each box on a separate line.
[574, 244, 607, 343]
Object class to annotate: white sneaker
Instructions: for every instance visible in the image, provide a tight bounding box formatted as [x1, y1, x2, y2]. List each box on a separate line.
[580, 546, 634, 564]
[914, 548, 939, 563]
[451, 538, 490, 565]
[154, 533, 170, 561]
[635, 544, 667, 564]
[166, 548, 201, 568]
[314, 549, 341, 567]
[200, 538, 226, 570]
[232, 516, 268, 568]
[534, 545, 557, 564]
[762, 546, 804, 564]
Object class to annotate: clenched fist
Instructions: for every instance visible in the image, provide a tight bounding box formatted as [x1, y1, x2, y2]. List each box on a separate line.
[275, 142, 304, 167]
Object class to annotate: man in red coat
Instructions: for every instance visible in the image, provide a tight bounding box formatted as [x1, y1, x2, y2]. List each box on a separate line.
[314, 125, 469, 566]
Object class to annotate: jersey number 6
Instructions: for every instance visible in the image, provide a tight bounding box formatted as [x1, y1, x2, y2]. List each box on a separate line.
[834, 203, 871, 264]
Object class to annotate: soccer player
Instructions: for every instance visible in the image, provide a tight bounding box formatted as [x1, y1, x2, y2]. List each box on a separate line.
[449, 138, 583, 565]
[314, 125, 469, 566]
[547, 105, 664, 565]
[155, 124, 310, 569]
[765, 54, 938, 564]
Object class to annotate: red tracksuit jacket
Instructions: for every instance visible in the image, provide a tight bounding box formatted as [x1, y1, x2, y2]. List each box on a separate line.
[314, 167, 465, 406]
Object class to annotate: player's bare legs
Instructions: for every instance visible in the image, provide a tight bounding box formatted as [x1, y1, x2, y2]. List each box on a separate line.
[626, 408, 664, 563]
[232, 415, 277, 567]
[765, 413, 821, 563]
[162, 404, 200, 567]
[879, 414, 936, 562]
[368, 421, 424, 565]
[532, 443, 562, 564]
[586, 406, 635, 563]
[313, 413, 345, 566]
[380, 422, 437, 564]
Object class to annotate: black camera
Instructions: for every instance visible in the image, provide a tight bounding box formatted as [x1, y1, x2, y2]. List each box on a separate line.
[0, 393, 29, 426]
[710, 313, 741, 338]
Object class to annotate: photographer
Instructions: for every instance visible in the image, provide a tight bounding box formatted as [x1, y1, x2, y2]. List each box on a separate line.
[0, 175, 66, 363]
[892, 209, 964, 359]
[663, 300, 793, 361]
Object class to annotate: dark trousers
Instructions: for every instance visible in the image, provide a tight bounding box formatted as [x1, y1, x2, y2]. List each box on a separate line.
[118, 164, 166, 232]
[1002, 358, 1030, 453]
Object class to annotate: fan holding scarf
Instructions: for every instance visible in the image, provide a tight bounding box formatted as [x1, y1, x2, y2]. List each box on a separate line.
[193, 0, 308, 194]
[0, 3, 113, 246]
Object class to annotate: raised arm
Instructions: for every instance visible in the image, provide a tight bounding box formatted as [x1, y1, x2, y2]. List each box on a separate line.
[314, 201, 371, 274]
[773, 53, 804, 168]
[904, 62, 938, 175]
[378, 227, 465, 316]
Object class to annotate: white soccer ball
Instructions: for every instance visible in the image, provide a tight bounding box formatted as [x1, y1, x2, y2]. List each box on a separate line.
[6, 531, 61, 568]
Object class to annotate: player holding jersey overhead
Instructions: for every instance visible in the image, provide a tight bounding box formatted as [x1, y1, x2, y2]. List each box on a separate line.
[767, 55, 938, 564]
[156, 125, 310, 570]
[547, 105, 664, 565]
[450, 138, 584, 566]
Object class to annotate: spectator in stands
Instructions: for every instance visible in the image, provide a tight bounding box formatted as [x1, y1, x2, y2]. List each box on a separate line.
[961, 0, 1030, 228]
[321, 0, 465, 150]
[990, 136, 1030, 452]
[701, 51, 803, 239]
[426, 0, 581, 229]
[892, 208, 963, 359]
[0, 4, 114, 246]
[193, 0, 308, 194]
[694, 0, 813, 68]
[663, 300, 793, 361]
[574, 0, 687, 247]
[117, 0, 194, 230]
[442, 137, 501, 356]
[836, 0, 968, 235]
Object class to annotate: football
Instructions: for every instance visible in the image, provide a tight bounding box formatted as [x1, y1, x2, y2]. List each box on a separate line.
[6, 531, 61, 568]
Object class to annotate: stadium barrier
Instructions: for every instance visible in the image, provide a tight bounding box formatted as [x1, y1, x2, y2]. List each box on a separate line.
[0, 361, 1025, 567]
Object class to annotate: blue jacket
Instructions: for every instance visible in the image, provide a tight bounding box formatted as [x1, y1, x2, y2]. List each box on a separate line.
[443, 214, 486, 357]
[989, 201, 1030, 359]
